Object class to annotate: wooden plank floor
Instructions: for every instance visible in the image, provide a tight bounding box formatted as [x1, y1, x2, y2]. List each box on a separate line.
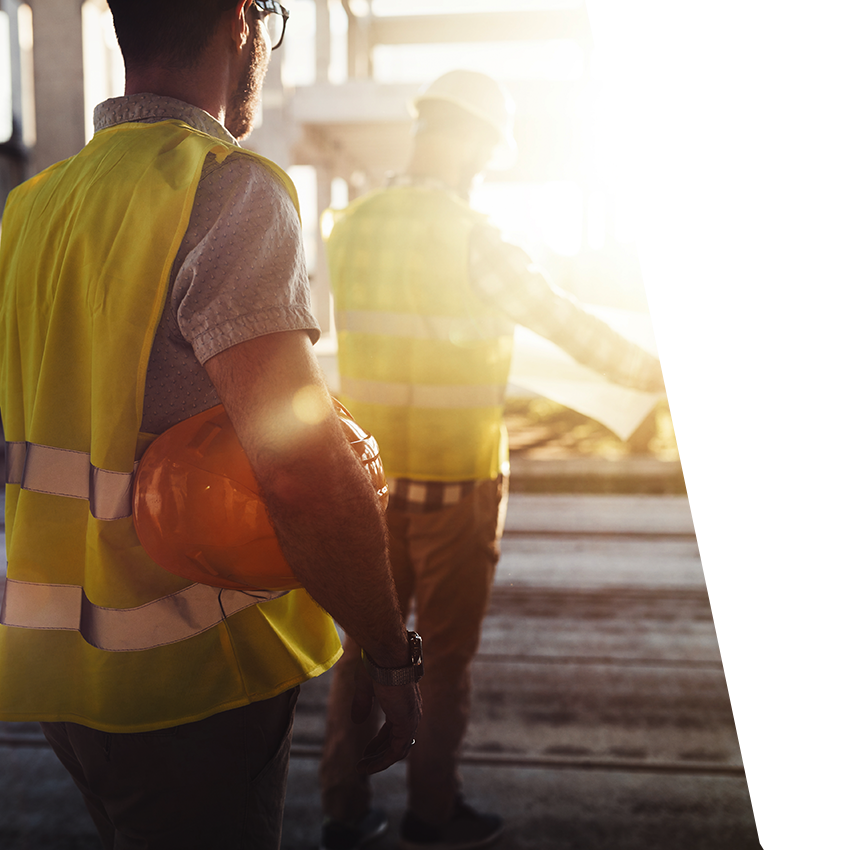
[282, 493, 760, 849]
[0, 493, 761, 850]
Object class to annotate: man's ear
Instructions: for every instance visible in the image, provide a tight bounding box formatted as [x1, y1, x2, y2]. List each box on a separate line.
[230, 0, 252, 49]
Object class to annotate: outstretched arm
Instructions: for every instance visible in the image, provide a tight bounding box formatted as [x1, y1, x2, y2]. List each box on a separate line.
[204, 329, 421, 774]
[470, 223, 665, 393]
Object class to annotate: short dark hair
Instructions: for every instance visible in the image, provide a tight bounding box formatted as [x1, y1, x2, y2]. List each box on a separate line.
[107, 0, 242, 71]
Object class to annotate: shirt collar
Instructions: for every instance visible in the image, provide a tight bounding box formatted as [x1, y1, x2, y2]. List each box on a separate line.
[93, 94, 238, 145]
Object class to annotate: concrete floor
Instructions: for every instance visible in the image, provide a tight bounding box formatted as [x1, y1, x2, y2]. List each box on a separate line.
[0, 492, 761, 849]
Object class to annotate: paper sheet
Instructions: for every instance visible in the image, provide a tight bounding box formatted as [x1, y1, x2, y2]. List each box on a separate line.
[507, 306, 665, 441]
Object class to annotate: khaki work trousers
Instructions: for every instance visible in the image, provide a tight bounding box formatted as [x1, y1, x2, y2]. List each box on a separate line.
[320, 476, 508, 825]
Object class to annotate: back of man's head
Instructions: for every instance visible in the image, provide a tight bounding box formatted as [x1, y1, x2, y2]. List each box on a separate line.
[107, 0, 241, 72]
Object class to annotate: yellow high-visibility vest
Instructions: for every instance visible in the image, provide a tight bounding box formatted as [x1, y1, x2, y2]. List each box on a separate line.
[326, 185, 514, 482]
[0, 120, 341, 732]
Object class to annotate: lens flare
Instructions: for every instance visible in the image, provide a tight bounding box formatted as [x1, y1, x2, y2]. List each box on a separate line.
[293, 385, 330, 425]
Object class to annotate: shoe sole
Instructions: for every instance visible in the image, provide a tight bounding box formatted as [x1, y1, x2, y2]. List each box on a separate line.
[397, 823, 504, 850]
[319, 817, 388, 850]
[361, 817, 389, 847]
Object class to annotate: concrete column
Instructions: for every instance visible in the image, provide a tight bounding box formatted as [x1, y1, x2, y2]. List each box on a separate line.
[31, 0, 86, 173]
[315, 0, 329, 84]
[246, 47, 291, 166]
[312, 164, 333, 332]
[344, 0, 372, 80]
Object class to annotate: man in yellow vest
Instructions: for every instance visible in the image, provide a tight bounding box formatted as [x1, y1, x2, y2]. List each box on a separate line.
[0, 2, 420, 847]
[319, 70, 666, 850]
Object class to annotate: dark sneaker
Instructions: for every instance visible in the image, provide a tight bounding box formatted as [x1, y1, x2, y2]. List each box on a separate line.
[320, 808, 389, 850]
[398, 799, 504, 850]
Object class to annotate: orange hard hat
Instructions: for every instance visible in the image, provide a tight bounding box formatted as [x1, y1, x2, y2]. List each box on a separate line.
[133, 399, 388, 592]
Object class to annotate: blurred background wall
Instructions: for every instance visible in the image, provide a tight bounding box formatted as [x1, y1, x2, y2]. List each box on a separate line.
[1, 0, 679, 467]
[0, 0, 651, 332]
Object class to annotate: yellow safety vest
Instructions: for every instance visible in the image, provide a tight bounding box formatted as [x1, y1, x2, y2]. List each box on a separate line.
[326, 185, 514, 482]
[0, 120, 341, 732]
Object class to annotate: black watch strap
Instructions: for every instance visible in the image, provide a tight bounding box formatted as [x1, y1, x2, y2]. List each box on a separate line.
[361, 630, 424, 686]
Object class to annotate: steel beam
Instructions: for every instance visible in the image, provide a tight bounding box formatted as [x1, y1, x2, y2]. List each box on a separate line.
[369, 9, 592, 48]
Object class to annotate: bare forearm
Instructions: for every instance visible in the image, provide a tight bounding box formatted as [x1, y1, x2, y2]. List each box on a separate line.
[257, 422, 409, 667]
[204, 330, 410, 667]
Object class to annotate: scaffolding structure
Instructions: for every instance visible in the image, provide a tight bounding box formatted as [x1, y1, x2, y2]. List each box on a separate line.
[2, 1, 650, 331]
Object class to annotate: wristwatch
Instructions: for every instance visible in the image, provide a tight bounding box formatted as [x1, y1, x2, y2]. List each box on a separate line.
[361, 630, 424, 686]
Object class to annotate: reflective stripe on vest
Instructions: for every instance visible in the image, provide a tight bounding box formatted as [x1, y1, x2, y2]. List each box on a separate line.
[339, 376, 506, 409]
[0, 578, 287, 652]
[336, 309, 511, 342]
[4, 441, 135, 521]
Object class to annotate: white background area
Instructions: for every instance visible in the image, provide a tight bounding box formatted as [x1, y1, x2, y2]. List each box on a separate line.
[586, 2, 849, 848]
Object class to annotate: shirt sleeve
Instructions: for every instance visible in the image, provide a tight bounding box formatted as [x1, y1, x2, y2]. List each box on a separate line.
[172, 151, 320, 365]
[468, 222, 665, 393]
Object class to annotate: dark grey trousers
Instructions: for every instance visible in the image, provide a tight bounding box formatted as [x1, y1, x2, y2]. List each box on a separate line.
[41, 687, 299, 850]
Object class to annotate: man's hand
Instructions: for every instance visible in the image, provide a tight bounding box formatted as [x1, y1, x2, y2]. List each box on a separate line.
[351, 664, 422, 774]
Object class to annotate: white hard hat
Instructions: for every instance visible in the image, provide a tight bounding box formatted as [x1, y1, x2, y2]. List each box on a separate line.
[410, 70, 517, 169]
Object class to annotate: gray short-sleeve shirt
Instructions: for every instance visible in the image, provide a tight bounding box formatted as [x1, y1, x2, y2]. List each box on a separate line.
[92, 94, 320, 434]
